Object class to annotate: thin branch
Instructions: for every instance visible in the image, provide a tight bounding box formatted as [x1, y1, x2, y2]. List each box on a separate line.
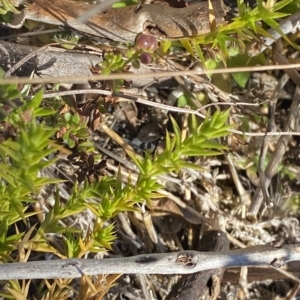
[28, 88, 300, 138]
[1, 62, 300, 85]
[0, 243, 299, 280]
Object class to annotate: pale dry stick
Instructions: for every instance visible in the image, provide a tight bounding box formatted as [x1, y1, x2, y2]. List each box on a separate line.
[41, 89, 257, 111]
[0, 244, 300, 279]
[43, 89, 203, 119]
[42, 89, 112, 98]
[112, 92, 207, 119]
[229, 129, 300, 137]
[115, 92, 300, 137]
[2, 63, 300, 85]
[39, 89, 300, 138]
[237, 266, 249, 300]
[39, 89, 300, 139]
[248, 54, 300, 219]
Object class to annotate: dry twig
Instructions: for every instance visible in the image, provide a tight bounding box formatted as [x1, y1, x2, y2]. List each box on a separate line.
[0, 243, 300, 280]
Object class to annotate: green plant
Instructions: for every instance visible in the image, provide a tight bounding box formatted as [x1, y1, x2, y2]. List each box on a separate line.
[0, 99, 61, 261]
[56, 111, 90, 148]
[100, 53, 126, 75]
[177, 0, 298, 65]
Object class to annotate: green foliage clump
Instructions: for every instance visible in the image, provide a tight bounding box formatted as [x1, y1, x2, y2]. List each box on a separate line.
[0, 72, 231, 272]
[56, 112, 90, 148]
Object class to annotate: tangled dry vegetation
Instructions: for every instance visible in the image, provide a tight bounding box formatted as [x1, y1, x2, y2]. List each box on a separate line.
[0, 0, 300, 299]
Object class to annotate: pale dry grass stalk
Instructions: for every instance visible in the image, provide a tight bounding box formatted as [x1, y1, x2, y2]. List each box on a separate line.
[1, 63, 300, 85]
